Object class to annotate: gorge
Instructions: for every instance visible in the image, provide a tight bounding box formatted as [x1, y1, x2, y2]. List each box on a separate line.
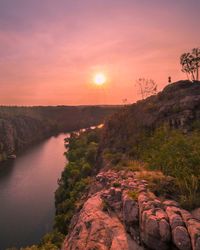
[0, 105, 119, 162]
[2, 81, 200, 250]
[0, 133, 68, 249]
[56, 80, 200, 250]
[0, 106, 118, 249]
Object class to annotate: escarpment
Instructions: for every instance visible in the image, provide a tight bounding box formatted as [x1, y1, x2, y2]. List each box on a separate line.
[63, 170, 200, 250]
[62, 81, 200, 250]
[0, 106, 118, 162]
[101, 80, 200, 152]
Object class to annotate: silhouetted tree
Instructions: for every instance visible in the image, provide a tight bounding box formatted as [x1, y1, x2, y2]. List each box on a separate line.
[193, 48, 200, 81]
[180, 48, 200, 81]
[122, 98, 128, 106]
[136, 78, 157, 99]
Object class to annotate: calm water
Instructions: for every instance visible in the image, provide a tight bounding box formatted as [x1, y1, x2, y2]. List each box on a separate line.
[0, 133, 69, 250]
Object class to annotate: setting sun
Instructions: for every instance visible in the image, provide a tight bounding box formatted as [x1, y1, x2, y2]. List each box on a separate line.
[94, 73, 106, 86]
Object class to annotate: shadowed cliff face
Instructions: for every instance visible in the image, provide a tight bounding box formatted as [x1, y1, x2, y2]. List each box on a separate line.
[101, 81, 200, 153]
[0, 106, 119, 161]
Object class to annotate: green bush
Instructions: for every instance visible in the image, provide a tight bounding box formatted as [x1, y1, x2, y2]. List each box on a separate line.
[136, 127, 200, 209]
[54, 129, 100, 235]
[40, 231, 65, 248]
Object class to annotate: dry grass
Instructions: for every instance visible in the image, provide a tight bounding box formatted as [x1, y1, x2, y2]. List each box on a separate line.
[128, 190, 139, 200]
[135, 170, 178, 200]
[127, 160, 147, 172]
[135, 169, 165, 182]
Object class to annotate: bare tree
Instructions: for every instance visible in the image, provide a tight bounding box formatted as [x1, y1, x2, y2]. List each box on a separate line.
[136, 78, 157, 100]
[180, 48, 200, 81]
[122, 98, 128, 105]
[192, 48, 200, 81]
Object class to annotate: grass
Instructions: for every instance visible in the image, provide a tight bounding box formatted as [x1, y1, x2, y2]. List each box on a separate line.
[102, 200, 110, 212]
[113, 182, 121, 188]
[136, 128, 200, 209]
[127, 160, 147, 172]
[128, 190, 139, 200]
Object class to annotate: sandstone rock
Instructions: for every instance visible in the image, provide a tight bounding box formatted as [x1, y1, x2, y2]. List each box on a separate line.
[155, 209, 168, 221]
[109, 187, 116, 196]
[141, 211, 169, 250]
[138, 192, 149, 210]
[184, 218, 200, 250]
[192, 208, 200, 221]
[163, 200, 180, 208]
[179, 209, 193, 223]
[165, 206, 184, 230]
[63, 169, 200, 250]
[62, 192, 143, 250]
[122, 193, 139, 225]
[159, 219, 171, 242]
[115, 188, 122, 201]
[172, 226, 192, 250]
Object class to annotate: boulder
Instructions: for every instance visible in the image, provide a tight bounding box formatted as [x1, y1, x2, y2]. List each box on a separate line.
[62, 192, 144, 250]
[185, 218, 200, 250]
[141, 208, 170, 250]
[165, 206, 184, 230]
[172, 226, 192, 250]
[122, 192, 139, 227]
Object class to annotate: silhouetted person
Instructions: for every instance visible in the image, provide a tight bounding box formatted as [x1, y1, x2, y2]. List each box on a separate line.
[168, 76, 172, 83]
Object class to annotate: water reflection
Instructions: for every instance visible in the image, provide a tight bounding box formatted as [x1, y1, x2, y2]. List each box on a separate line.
[0, 133, 68, 250]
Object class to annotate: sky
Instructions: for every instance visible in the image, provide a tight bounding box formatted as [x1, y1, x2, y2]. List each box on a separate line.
[0, 0, 199, 105]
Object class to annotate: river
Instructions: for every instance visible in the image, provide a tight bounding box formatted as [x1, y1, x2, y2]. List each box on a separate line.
[0, 133, 69, 250]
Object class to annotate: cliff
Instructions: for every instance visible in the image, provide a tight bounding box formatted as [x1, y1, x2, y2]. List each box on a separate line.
[60, 81, 200, 250]
[0, 105, 119, 162]
[17, 81, 200, 250]
[62, 170, 200, 250]
[101, 80, 200, 153]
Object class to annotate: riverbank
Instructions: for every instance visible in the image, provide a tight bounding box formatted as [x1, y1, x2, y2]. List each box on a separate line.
[1, 133, 68, 250]
[0, 105, 119, 163]
[6, 81, 200, 250]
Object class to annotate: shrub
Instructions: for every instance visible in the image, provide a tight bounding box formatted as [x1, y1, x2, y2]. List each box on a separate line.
[102, 200, 109, 212]
[113, 182, 121, 188]
[40, 231, 65, 249]
[128, 191, 139, 200]
[135, 127, 200, 209]
[54, 129, 100, 236]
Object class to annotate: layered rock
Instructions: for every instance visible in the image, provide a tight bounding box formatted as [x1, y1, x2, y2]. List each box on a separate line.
[101, 80, 200, 153]
[63, 170, 200, 250]
[0, 106, 118, 162]
[63, 193, 142, 250]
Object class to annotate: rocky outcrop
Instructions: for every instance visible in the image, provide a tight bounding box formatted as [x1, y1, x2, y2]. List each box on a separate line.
[102, 81, 200, 152]
[0, 116, 50, 161]
[63, 170, 200, 250]
[63, 193, 142, 250]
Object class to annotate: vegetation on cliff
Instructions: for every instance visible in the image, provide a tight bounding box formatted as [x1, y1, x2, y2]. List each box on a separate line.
[0, 105, 118, 162]
[7, 81, 200, 249]
[54, 128, 100, 234]
[101, 81, 200, 209]
[11, 128, 101, 250]
[134, 126, 200, 208]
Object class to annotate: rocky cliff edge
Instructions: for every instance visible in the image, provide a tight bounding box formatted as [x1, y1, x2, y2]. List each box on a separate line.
[62, 170, 200, 250]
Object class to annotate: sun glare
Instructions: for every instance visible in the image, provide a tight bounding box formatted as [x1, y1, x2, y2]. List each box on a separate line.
[94, 73, 106, 86]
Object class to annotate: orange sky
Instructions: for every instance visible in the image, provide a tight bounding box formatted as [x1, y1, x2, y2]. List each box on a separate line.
[0, 0, 199, 105]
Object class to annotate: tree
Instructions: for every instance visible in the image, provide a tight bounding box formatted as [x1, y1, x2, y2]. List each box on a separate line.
[192, 48, 200, 81]
[122, 98, 128, 105]
[180, 48, 200, 81]
[135, 78, 157, 99]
